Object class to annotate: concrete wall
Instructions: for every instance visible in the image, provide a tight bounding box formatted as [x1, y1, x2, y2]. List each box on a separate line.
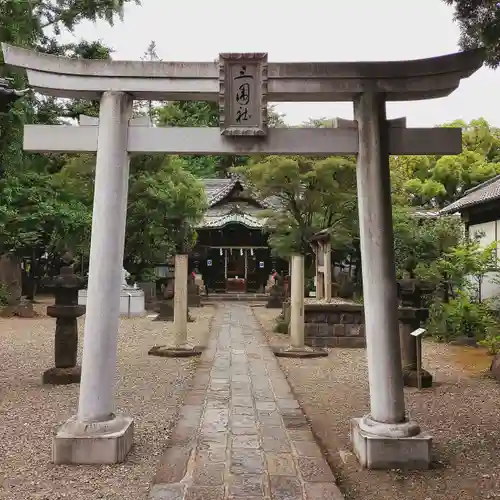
[469, 220, 500, 300]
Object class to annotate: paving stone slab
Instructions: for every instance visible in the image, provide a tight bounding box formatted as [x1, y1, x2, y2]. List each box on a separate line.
[228, 473, 266, 497]
[185, 485, 225, 500]
[304, 482, 345, 500]
[265, 452, 296, 476]
[150, 484, 185, 500]
[150, 303, 342, 500]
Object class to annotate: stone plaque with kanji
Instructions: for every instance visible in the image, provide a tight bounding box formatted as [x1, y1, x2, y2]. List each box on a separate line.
[219, 52, 268, 136]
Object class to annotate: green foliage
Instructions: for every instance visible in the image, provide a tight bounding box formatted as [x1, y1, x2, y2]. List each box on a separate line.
[234, 155, 357, 258]
[436, 238, 499, 300]
[0, 169, 91, 256]
[390, 119, 500, 208]
[155, 101, 285, 178]
[424, 236, 500, 344]
[53, 154, 207, 267]
[479, 333, 500, 355]
[392, 207, 461, 279]
[0, 0, 138, 175]
[134, 268, 158, 283]
[274, 319, 289, 334]
[445, 0, 500, 67]
[427, 292, 500, 342]
[1, 0, 139, 43]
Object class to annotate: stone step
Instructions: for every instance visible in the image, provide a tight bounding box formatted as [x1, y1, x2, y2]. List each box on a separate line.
[202, 293, 268, 302]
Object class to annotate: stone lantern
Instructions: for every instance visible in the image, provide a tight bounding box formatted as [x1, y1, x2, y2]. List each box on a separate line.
[397, 278, 434, 388]
[42, 254, 86, 385]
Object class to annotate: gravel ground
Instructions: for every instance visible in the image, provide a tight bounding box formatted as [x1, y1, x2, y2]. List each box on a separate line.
[254, 307, 500, 500]
[0, 300, 216, 500]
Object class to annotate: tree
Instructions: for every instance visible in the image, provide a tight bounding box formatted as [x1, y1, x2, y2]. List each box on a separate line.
[390, 118, 500, 208]
[392, 207, 462, 279]
[437, 238, 499, 301]
[234, 156, 357, 262]
[1, 0, 139, 45]
[156, 101, 222, 178]
[156, 101, 286, 178]
[0, 170, 91, 257]
[445, 0, 500, 67]
[54, 153, 207, 278]
[0, 0, 139, 174]
[0, 0, 138, 295]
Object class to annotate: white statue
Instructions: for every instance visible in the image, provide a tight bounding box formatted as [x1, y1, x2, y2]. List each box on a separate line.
[121, 267, 132, 289]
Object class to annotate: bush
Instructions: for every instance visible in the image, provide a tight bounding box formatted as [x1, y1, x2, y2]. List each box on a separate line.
[426, 291, 499, 343]
[135, 268, 158, 283]
[274, 319, 289, 334]
[479, 334, 500, 354]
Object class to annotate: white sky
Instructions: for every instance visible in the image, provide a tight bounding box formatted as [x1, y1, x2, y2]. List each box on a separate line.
[64, 0, 500, 126]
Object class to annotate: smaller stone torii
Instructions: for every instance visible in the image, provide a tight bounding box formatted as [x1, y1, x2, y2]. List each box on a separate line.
[2, 43, 483, 469]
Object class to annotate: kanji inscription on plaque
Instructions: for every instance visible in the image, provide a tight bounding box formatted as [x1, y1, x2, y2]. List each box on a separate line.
[219, 52, 268, 136]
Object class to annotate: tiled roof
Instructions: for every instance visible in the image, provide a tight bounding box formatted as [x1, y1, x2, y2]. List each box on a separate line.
[202, 179, 235, 206]
[440, 174, 500, 214]
[201, 178, 277, 208]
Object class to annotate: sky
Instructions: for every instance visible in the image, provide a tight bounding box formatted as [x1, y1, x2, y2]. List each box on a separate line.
[63, 0, 500, 127]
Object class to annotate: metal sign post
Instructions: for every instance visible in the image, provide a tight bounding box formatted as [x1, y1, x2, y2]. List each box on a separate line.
[410, 327, 426, 390]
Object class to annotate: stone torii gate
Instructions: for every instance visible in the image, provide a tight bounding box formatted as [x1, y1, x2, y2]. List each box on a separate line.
[2, 44, 483, 469]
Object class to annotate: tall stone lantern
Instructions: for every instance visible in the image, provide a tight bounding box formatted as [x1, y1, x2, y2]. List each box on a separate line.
[42, 254, 86, 385]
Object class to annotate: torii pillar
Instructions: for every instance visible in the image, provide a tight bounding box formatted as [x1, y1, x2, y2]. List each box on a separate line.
[54, 94, 135, 464]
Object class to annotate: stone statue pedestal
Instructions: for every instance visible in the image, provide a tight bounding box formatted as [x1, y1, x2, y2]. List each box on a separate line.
[187, 280, 201, 307]
[272, 345, 328, 358]
[148, 344, 203, 358]
[78, 288, 145, 317]
[154, 300, 174, 321]
[266, 283, 284, 309]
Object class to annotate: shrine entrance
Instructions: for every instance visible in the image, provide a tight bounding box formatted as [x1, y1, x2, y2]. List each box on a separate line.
[2, 42, 483, 470]
[189, 177, 288, 293]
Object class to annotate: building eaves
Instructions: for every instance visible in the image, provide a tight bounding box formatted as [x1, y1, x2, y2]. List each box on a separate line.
[439, 174, 500, 214]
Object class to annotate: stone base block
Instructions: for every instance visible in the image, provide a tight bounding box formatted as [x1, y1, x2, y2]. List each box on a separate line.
[15, 302, 36, 318]
[148, 345, 203, 358]
[403, 368, 433, 388]
[42, 366, 81, 385]
[272, 345, 329, 359]
[188, 296, 201, 307]
[351, 417, 431, 469]
[79, 288, 145, 317]
[491, 353, 500, 381]
[266, 298, 283, 309]
[52, 414, 134, 464]
[306, 336, 365, 348]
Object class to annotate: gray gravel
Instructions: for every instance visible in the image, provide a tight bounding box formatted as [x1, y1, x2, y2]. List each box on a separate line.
[0, 303, 216, 500]
[255, 307, 500, 500]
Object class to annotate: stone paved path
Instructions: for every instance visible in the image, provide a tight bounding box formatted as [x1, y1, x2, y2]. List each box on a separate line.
[149, 303, 343, 500]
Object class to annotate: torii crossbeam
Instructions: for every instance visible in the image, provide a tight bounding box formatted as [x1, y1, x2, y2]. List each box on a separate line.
[1, 43, 484, 470]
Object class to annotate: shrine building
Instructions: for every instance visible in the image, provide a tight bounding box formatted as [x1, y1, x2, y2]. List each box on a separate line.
[189, 177, 288, 293]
